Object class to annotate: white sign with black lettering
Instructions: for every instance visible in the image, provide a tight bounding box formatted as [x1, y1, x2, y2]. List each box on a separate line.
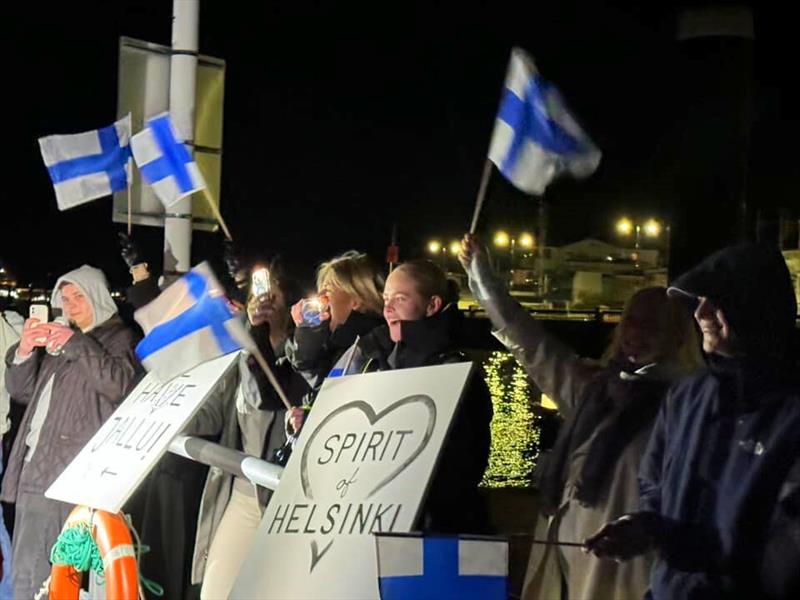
[46, 352, 239, 512]
[232, 362, 473, 600]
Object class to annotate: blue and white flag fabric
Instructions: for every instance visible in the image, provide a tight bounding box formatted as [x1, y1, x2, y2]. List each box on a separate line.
[488, 47, 601, 195]
[38, 115, 132, 211]
[130, 112, 206, 208]
[134, 262, 253, 383]
[376, 533, 508, 600]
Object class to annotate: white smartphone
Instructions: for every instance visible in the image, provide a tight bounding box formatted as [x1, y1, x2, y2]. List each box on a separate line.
[251, 267, 271, 297]
[29, 304, 49, 324]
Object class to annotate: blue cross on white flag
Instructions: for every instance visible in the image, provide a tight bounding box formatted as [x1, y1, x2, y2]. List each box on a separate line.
[376, 533, 508, 600]
[134, 262, 254, 383]
[130, 113, 206, 208]
[38, 115, 132, 211]
[488, 47, 601, 195]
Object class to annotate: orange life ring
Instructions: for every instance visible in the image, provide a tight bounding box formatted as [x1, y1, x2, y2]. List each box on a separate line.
[49, 506, 139, 600]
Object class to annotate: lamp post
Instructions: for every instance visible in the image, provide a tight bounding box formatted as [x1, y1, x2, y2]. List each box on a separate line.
[615, 217, 664, 268]
[493, 230, 534, 287]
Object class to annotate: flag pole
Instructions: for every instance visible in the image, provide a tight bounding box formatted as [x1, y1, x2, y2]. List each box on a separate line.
[126, 181, 133, 236]
[200, 187, 234, 241]
[469, 159, 493, 234]
[249, 346, 293, 411]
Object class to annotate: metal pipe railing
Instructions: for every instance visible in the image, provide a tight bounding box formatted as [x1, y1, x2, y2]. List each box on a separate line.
[168, 435, 284, 491]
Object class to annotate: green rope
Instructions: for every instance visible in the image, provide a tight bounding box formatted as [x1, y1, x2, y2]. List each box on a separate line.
[123, 513, 164, 598]
[49, 515, 164, 598]
[50, 523, 105, 576]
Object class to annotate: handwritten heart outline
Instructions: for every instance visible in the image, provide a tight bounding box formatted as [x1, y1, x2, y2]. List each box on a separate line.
[300, 395, 437, 501]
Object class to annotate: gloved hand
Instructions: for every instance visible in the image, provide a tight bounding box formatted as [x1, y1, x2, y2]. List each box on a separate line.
[118, 232, 142, 269]
[584, 512, 664, 561]
[222, 239, 246, 282]
[457, 233, 504, 302]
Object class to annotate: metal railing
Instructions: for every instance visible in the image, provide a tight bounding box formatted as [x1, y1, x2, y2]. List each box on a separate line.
[168, 435, 284, 491]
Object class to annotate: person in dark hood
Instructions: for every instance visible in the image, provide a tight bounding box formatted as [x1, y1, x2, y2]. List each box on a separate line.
[328, 259, 493, 534]
[459, 233, 703, 600]
[2, 265, 139, 599]
[586, 243, 800, 599]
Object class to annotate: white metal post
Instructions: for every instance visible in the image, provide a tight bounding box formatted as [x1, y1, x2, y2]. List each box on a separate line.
[164, 0, 199, 278]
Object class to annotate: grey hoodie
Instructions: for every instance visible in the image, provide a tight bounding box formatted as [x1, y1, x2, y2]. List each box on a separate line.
[51, 264, 119, 331]
[2, 265, 139, 501]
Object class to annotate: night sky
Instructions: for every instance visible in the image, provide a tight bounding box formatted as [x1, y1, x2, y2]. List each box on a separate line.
[2, 2, 797, 290]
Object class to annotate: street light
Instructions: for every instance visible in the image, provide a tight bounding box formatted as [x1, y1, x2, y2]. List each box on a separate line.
[493, 230, 535, 287]
[494, 231, 510, 248]
[427, 240, 442, 255]
[449, 241, 461, 256]
[518, 232, 535, 250]
[615, 217, 665, 268]
[615, 217, 634, 237]
[643, 218, 662, 238]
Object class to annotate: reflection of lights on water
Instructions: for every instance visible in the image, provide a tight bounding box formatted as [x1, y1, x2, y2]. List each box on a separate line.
[480, 351, 540, 488]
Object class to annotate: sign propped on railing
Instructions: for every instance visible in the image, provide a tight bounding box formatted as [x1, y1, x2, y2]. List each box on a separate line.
[232, 362, 473, 600]
[46, 352, 238, 512]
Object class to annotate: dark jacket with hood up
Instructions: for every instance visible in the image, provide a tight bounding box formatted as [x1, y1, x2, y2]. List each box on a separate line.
[640, 243, 800, 599]
[333, 304, 493, 534]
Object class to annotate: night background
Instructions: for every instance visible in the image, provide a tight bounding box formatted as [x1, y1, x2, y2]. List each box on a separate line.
[2, 1, 797, 290]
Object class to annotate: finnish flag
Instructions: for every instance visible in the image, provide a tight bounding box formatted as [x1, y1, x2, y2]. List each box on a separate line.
[130, 113, 206, 208]
[38, 115, 132, 211]
[134, 262, 253, 383]
[376, 533, 508, 600]
[489, 47, 601, 195]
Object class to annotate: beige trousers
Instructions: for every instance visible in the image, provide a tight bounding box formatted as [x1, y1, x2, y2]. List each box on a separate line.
[200, 487, 263, 600]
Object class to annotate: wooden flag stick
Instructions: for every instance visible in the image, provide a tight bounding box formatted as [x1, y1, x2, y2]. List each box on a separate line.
[469, 159, 493, 234]
[529, 539, 585, 547]
[249, 345, 293, 411]
[200, 187, 234, 241]
[126, 183, 133, 236]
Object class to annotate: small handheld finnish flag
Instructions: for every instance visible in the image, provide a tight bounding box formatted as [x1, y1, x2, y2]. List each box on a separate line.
[130, 113, 206, 208]
[38, 115, 132, 210]
[376, 533, 508, 600]
[134, 262, 253, 383]
[489, 47, 601, 195]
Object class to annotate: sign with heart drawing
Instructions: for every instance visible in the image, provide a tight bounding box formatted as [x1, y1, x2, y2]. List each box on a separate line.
[232, 362, 474, 600]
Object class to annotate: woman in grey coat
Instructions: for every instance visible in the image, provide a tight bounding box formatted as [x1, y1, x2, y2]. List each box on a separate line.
[459, 236, 702, 600]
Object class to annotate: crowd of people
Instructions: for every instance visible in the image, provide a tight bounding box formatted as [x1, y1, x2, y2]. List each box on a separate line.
[0, 233, 797, 599]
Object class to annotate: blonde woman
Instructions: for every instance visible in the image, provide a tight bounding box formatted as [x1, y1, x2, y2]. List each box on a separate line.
[286, 250, 384, 394]
[459, 233, 703, 600]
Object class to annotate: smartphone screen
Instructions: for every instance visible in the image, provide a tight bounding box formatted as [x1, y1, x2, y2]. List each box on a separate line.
[251, 268, 271, 297]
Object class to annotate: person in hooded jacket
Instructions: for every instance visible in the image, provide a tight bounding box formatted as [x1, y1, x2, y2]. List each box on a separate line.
[586, 243, 800, 599]
[328, 259, 493, 534]
[458, 234, 703, 600]
[1, 265, 139, 599]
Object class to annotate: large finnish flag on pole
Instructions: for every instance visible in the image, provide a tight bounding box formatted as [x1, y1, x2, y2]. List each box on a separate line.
[38, 115, 132, 210]
[488, 47, 601, 195]
[134, 262, 253, 383]
[376, 533, 508, 600]
[130, 112, 206, 208]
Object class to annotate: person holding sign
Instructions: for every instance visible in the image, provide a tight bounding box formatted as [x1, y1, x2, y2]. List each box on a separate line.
[459, 234, 703, 600]
[327, 259, 493, 534]
[1, 265, 139, 599]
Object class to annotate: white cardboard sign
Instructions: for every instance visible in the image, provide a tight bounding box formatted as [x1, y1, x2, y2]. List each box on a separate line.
[46, 352, 239, 512]
[232, 362, 474, 600]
